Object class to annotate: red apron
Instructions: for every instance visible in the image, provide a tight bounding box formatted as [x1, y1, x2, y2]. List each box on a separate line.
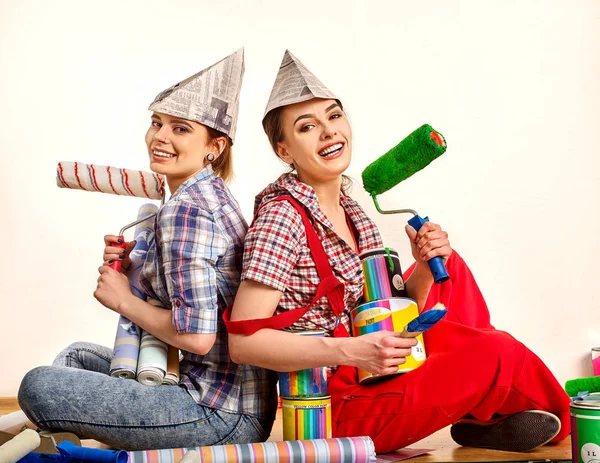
[223, 195, 571, 453]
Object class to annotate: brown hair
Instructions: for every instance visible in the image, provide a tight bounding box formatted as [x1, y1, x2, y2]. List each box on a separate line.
[206, 126, 233, 183]
[262, 99, 352, 194]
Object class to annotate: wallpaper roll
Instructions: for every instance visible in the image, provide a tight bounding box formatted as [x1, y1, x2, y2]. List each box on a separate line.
[127, 436, 376, 463]
[137, 331, 168, 386]
[127, 204, 159, 300]
[162, 345, 180, 386]
[110, 204, 158, 379]
[110, 315, 142, 379]
[0, 429, 40, 463]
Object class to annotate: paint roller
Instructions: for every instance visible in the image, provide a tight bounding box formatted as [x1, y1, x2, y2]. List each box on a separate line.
[565, 376, 600, 398]
[0, 429, 40, 463]
[56, 161, 165, 271]
[361, 124, 449, 283]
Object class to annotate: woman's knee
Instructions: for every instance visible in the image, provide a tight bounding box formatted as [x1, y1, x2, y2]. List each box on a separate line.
[52, 342, 112, 371]
[18, 366, 55, 420]
[53, 341, 92, 365]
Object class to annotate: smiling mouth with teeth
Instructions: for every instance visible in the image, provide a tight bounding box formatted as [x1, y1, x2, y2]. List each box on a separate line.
[153, 149, 176, 158]
[318, 143, 343, 158]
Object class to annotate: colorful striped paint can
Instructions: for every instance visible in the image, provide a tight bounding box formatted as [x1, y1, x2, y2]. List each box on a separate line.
[282, 396, 332, 441]
[360, 248, 407, 302]
[350, 303, 395, 336]
[279, 330, 328, 397]
[351, 298, 427, 384]
[570, 392, 600, 463]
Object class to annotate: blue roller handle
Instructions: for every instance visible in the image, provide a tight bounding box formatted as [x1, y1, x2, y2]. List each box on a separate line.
[407, 215, 450, 284]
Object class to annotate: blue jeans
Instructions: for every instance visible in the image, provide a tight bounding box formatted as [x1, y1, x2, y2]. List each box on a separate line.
[18, 342, 272, 451]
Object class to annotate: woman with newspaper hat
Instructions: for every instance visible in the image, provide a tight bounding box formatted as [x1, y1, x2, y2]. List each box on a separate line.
[17, 49, 277, 451]
[225, 50, 570, 454]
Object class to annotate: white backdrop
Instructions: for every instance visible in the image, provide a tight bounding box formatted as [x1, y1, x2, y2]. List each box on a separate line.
[1, 0, 598, 396]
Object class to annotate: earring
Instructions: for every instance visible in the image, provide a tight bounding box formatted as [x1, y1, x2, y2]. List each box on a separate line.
[206, 153, 215, 162]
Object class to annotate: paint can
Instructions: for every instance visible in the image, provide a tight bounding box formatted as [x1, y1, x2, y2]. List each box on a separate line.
[571, 392, 600, 463]
[282, 396, 332, 441]
[592, 347, 600, 376]
[278, 330, 328, 397]
[351, 298, 427, 384]
[360, 247, 407, 302]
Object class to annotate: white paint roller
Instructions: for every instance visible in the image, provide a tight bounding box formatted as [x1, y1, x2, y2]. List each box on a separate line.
[0, 429, 41, 463]
[56, 161, 165, 200]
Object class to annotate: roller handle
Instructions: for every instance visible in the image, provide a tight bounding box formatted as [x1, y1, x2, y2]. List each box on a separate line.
[407, 215, 450, 284]
[109, 236, 127, 272]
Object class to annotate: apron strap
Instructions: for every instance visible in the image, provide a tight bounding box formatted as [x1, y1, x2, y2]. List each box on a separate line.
[223, 195, 349, 337]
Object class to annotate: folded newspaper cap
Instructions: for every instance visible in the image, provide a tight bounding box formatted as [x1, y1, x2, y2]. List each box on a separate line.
[263, 50, 338, 120]
[148, 48, 245, 143]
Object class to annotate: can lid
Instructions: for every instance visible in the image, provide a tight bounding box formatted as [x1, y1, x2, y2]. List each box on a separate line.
[282, 395, 331, 401]
[359, 247, 399, 259]
[352, 297, 417, 314]
[571, 392, 600, 410]
[283, 329, 325, 336]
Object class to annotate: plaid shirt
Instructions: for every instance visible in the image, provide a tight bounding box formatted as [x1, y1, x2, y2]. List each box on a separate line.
[242, 174, 383, 336]
[140, 166, 277, 421]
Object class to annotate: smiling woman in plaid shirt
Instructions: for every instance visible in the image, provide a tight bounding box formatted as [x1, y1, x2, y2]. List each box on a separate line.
[227, 50, 569, 454]
[18, 50, 277, 451]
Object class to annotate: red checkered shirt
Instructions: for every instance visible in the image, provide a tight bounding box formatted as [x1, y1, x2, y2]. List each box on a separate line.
[242, 174, 383, 336]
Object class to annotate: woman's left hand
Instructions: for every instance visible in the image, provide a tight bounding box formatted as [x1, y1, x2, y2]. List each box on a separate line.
[94, 265, 133, 313]
[405, 221, 452, 265]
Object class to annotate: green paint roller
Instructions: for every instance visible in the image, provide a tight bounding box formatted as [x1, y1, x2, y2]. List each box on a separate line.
[361, 124, 449, 283]
[565, 376, 600, 398]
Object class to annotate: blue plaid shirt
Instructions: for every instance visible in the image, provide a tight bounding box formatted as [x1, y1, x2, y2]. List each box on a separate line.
[140, 166, 277, 421]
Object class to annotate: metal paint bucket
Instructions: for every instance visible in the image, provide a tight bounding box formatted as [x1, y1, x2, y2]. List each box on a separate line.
[282, 396, 332, 441]
[571, 392, 600, 463]
[278, 330, 328, 397]
[592, 347, 600, 376]
[360, 247, 407, 302]
[351, 298, 426, 384]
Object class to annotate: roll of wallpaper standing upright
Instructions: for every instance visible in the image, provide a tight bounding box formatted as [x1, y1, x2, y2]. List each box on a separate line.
[162, 344, 180, 386]
[137, 330, 168, 386]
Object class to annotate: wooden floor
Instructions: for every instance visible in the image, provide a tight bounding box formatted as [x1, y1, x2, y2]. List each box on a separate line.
[1, 398, 572, 462]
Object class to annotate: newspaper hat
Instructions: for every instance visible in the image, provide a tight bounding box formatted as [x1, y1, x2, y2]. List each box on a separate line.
[263, 50, 338, 120]
[148, 48, 244, 143]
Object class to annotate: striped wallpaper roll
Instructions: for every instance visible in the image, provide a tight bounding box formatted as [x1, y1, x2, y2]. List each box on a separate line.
[110, 315, 142, 379]
[137, 331, 168, 386]
[127, 436, 376, 462]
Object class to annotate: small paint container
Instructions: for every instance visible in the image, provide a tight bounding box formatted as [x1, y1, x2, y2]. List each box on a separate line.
[351, 298, 426, 384]
[282, 396, 332, 441]
[570, 392, 600, 463]
[360, 247, 407, 302]
[278, 330, 328, 397]
[592, 347, 600, 376]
